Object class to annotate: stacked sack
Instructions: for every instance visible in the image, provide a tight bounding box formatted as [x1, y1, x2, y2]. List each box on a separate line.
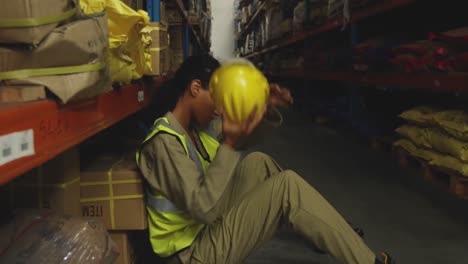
[394, 106, 468, 177]
[0, 0, 111, 103]
[303, 42, 352, 71]
[352, 35, 409, 72]
[80, 0, 159, 83]
[390, 27, 468, 73]
[430, 27, 468, 73]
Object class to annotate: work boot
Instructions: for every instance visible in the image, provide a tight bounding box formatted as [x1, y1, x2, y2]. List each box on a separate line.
[375, 252, 396, 264]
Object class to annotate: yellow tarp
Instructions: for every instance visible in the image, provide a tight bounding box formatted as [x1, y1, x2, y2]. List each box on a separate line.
[396, 125, 468, 162]
[80, 0, 152, 82]
[394, 139, 468, 177]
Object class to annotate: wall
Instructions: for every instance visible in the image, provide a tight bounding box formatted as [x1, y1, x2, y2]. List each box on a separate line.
[210, 0, 235, 62]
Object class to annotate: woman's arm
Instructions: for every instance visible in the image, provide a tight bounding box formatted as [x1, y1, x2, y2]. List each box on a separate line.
[139, 134, 241, 224]
[207, 83, 291, 142]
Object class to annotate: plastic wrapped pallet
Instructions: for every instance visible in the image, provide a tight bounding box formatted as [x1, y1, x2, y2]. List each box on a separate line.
[0, 210, 119, 264]
[1, 13, 111, 103]
[0, 0, 79, 45]
[396, 125, 468, 162]
[394, 139, 468, 177]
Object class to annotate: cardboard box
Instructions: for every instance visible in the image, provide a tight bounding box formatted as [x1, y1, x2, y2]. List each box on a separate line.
[279, 19, 293, 36]
[0, 85, 46, 103]
[0, 14, 107, 73]
[6, 67, 111, 103]
[169, 26, 184, 50]
[167, 8, 184, 25]
[81, 156, 146, 230]
[170, 48, 185, 72]
[110, 232, 133, 264]
[121, 0, 144, 11]
[2, 13, 111, 103]
[148, 22, 169, 76]
[11, 148, 81, 216]
[0, 0, 78, 44]
[121, 0, 135, 10]
[160, 1, 168, 26]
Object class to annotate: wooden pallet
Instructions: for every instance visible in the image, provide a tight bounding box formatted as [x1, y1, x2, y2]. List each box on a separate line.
[394, 147, 468, 199]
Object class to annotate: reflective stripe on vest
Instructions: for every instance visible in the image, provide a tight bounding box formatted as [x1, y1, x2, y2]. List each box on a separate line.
[136, 116, 219, 257]
[145, 188, 180, 213]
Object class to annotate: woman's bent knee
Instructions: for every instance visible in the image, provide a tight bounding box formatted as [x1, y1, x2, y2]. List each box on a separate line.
[243, 152, 273, 164]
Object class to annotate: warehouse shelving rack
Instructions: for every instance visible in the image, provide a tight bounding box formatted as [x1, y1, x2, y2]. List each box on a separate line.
[0, 82, 154, 185]
[0, 0, 210, 185]
[240, 0, 468, 92]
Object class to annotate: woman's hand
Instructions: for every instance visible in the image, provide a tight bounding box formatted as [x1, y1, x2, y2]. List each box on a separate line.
[269, 84, 293, 108]
[222, 106, 266, 149]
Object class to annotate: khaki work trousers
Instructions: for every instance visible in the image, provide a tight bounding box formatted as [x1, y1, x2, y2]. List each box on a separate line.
[181, 152, 376, 264]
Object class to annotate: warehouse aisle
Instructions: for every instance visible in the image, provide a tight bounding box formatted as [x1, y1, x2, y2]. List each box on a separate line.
[246, 110, 468, 264]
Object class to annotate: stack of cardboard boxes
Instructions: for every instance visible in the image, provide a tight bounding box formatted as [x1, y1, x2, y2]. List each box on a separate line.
[9, 147, 147, 264]
[121, 0, 145, 11]
[10, 148, 81, 217]
[148, 1, 171, 76]
[81, 154, 146, 264]
[0, 0, 111, 104]
[166, 6, 186, 73]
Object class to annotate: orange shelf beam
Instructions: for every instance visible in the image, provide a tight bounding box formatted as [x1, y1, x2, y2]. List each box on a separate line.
[0, 82, 153, 185]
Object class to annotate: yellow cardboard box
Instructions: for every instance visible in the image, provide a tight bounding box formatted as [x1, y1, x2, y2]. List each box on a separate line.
[148, 22, 170, 75]
[110, 231, 133, 264]
[81, 156, 146, 230]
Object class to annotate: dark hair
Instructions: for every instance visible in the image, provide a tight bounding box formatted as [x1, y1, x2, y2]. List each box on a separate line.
[151, 54, 220, 118]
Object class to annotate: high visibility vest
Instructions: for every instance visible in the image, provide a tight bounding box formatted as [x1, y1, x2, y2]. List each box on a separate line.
[136, 117, 219, 257]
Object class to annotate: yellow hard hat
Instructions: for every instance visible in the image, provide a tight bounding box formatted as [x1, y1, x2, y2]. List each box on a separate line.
[209, 60, 269, 124]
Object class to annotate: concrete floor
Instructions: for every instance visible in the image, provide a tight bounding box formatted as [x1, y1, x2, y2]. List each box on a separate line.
[245, 110, 468, 264]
